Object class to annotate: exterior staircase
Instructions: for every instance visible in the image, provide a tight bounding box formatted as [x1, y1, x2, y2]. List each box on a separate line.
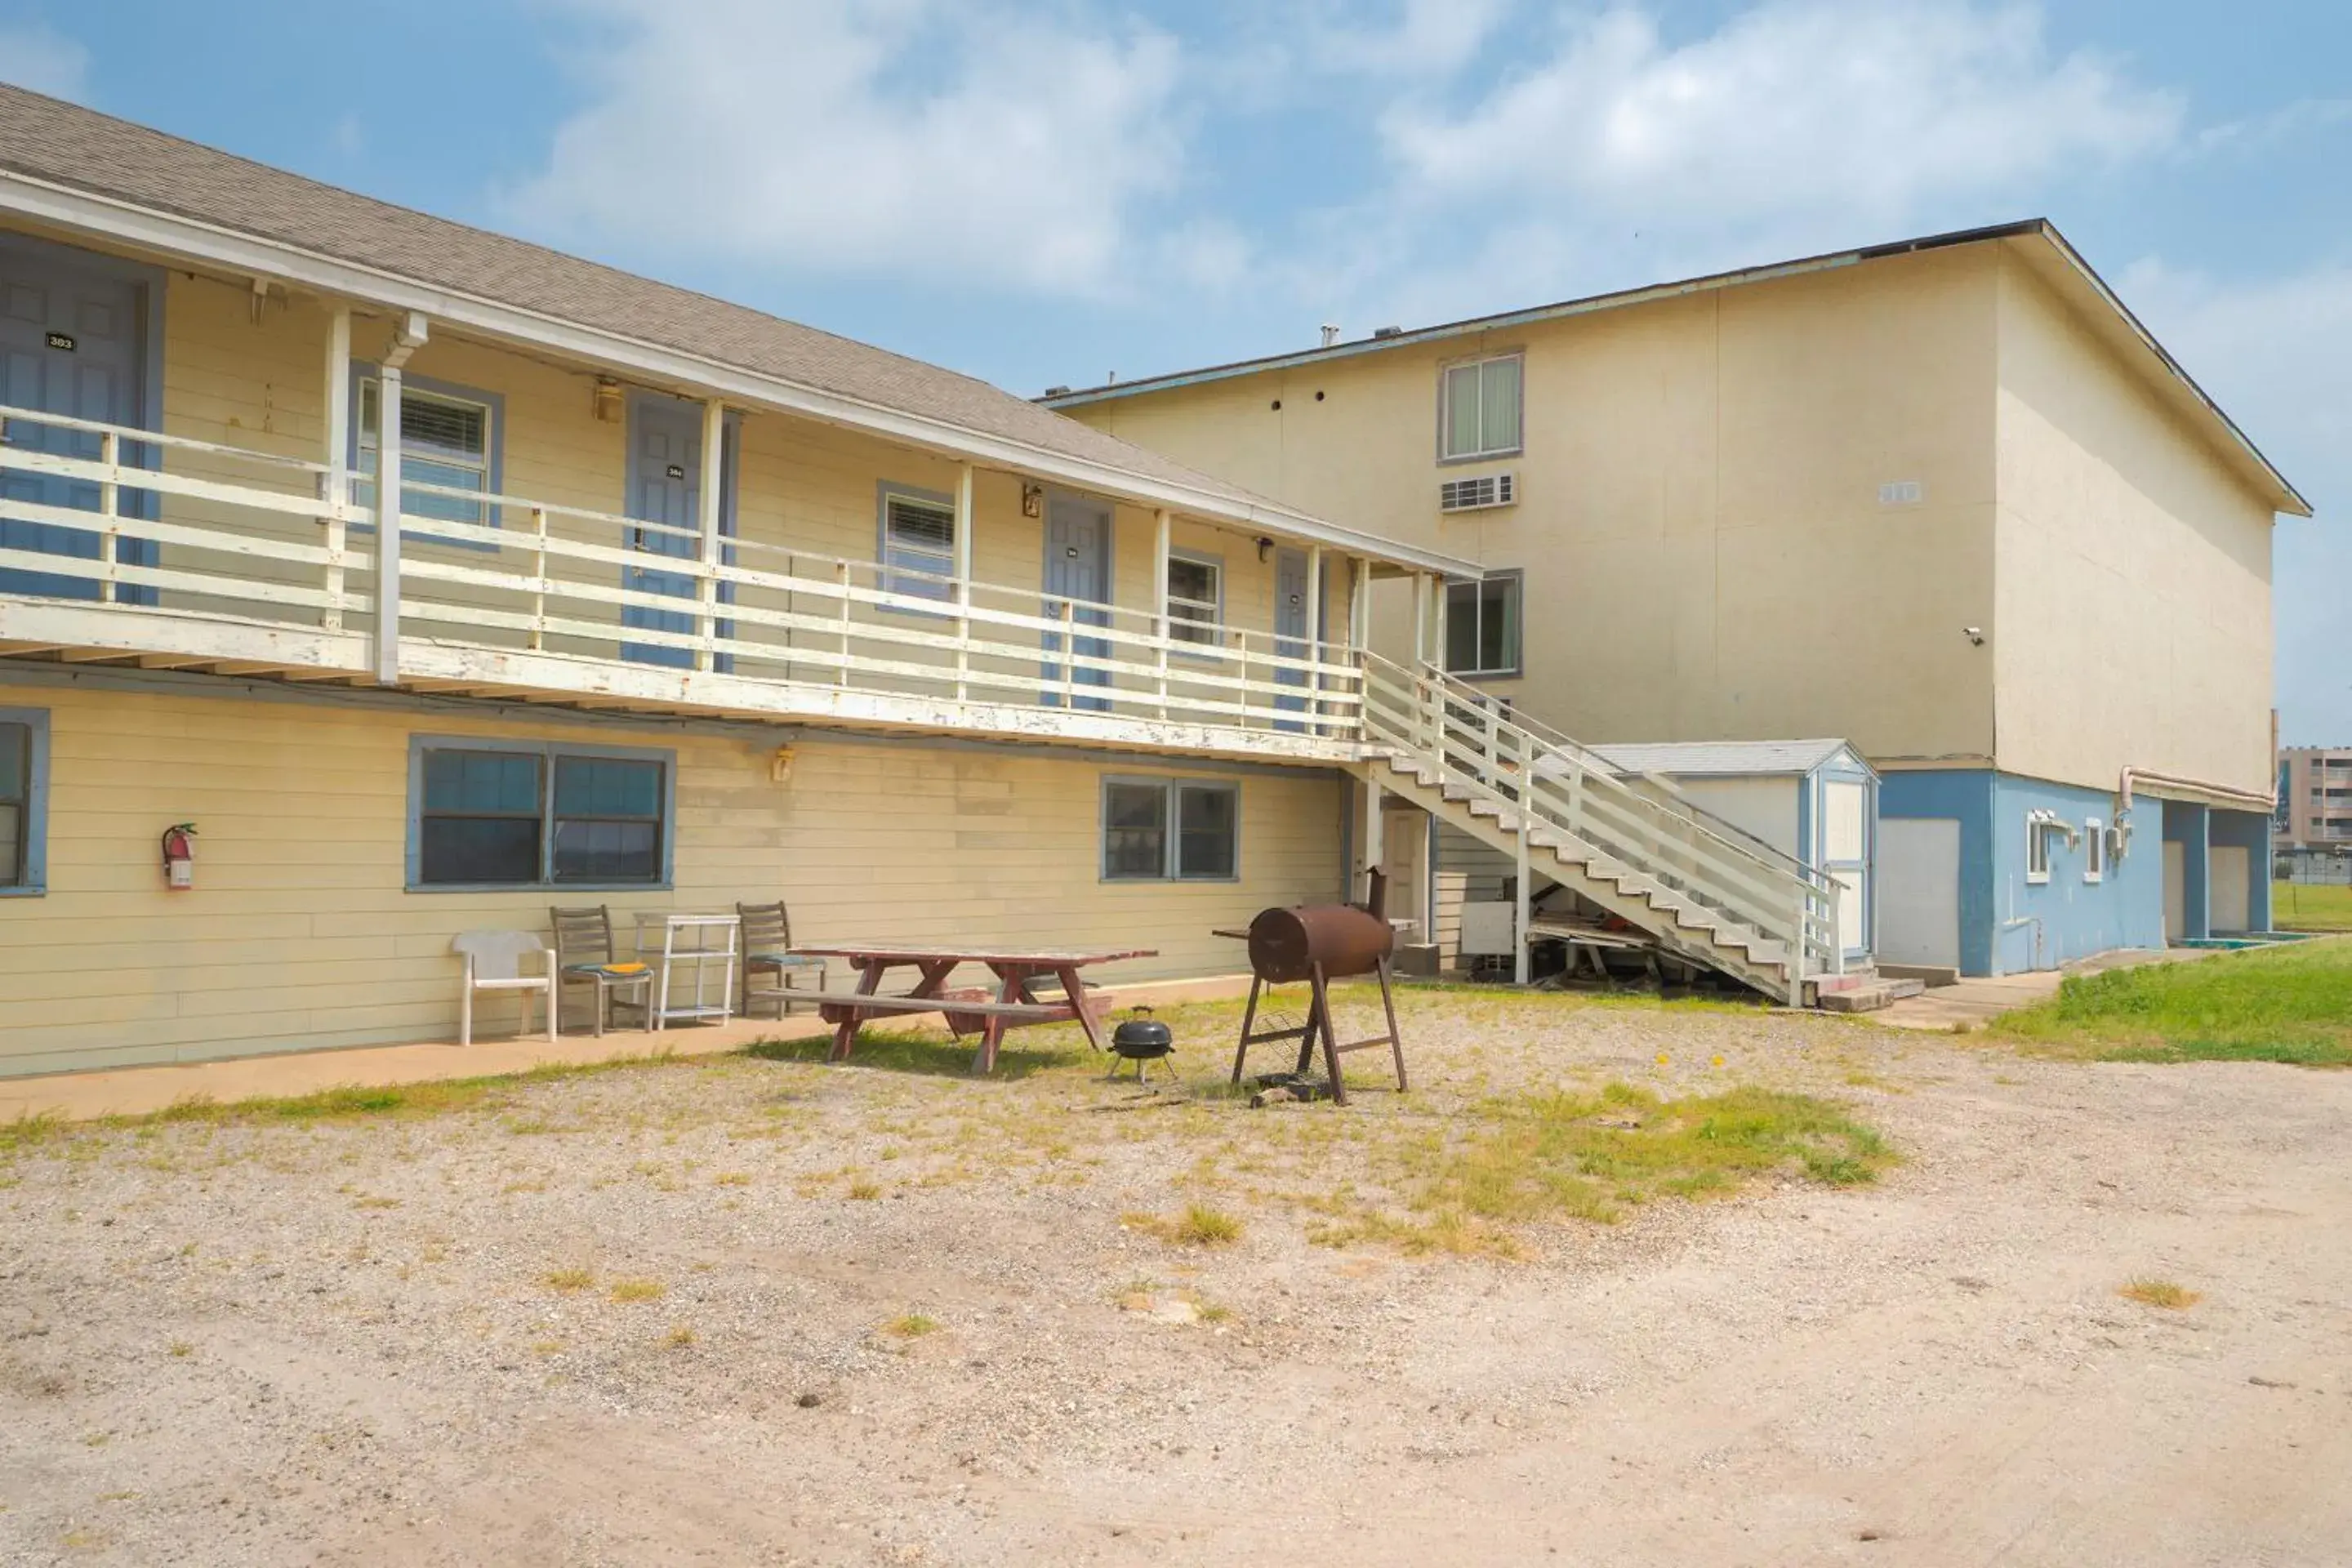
[1355, 654, 1844, 1004]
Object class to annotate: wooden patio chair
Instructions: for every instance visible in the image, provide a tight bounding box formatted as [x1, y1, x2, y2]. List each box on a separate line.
[450, 929, 556, 1046]
[737, 900, 826, 1018]
[549, 906, 654, 1036]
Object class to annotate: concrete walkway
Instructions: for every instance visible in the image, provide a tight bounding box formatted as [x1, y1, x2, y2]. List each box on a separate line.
[0, 973, 1256, 1125]
[1874, 946, 2221, 1031]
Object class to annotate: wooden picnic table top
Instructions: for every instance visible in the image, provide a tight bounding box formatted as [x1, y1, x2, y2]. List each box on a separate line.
[788, 944, 1156, 967]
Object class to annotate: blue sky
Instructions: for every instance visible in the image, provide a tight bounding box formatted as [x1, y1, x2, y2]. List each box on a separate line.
[4, 1, 2347, 740]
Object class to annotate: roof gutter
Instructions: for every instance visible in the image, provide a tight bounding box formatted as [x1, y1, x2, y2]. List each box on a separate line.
[0, 167, 1481, 579]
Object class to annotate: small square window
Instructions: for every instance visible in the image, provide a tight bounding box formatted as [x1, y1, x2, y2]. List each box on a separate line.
[2025, 816, 2054, 884]
[357, 378, 497, 529]
[1103, 776, 1238, 881]
[1166, 554, 1222, 647]
[1445, 572, 1522, 677]
[0, 713, 40, 892]
[2084, 817, 2106, 884]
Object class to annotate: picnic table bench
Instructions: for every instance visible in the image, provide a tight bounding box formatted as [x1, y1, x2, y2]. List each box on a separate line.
[789, 944, 1156, 1072]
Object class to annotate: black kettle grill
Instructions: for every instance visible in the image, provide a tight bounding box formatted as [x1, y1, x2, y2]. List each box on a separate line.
[1108, 1007, 1175, 1084]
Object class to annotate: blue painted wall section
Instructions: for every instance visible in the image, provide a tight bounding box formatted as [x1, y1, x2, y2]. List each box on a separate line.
[1883, 768, 2169, 975]
[2163, 801, 2211, 940]
[2208, 808, 2273, 933]
[1989, 773, 2163, 971]
[1878, 769, 1996, 977]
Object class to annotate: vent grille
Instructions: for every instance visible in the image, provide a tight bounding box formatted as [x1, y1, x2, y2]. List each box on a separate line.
[1439, 472, 1517, 513]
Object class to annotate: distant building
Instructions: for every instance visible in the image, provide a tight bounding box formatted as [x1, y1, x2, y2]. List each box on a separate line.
[2279, 747, 2352, 849]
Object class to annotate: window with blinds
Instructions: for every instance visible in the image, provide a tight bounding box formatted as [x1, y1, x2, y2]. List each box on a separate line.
[1165, 553, 1222, 646]
[412, 741, 668, 889]
[1439, 353, 1523, 461]
[358, 379, 495, 528]
[880, 489, 956, 601]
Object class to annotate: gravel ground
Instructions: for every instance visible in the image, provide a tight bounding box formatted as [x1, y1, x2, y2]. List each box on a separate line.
[3, 987, 2348, 1566]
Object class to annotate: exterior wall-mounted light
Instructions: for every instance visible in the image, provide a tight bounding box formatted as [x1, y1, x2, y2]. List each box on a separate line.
[594, 376, 624, 423]
[1022, 483, 1045, 519]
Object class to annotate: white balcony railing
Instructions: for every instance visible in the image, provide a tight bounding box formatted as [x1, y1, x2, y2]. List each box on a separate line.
[0, 403, 1364, 752]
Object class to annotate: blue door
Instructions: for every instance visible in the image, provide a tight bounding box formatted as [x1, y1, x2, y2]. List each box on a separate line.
[1274, 547, 1310, 731]
[621, 394, 731, 669]
[0, 245, 155, 603]
[1042, 495, 1111, 711]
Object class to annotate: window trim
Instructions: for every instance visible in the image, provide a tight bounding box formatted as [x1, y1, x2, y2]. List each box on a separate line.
[349, 362, 506, 549]
[1436, 350, 1525, 465]
[2084, 817, 2105, 884]
[1164, 546, 1226, 651]
[1444, 568, 1525, 679]
[1099, 773, 1241, 884]
[405, 734, 675, 893]
[0, 707, 51, 898]
[2025, 813, 2055, 884]
[875, 479, 960, 609]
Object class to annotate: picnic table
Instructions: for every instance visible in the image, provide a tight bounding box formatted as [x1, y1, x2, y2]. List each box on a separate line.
[788, 943, 1156, 1072]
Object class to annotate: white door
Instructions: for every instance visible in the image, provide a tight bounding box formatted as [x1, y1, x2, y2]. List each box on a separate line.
[2211, 846, 2251, 933]
[2163, 840, 2185, 939]
[1382, 809, 1425, 940]
[1822, 777, 1871, 960]
[1878, 817, 1960, 970]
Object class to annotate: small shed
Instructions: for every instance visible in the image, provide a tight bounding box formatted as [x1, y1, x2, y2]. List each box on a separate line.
[1591, 738, 1879, 965]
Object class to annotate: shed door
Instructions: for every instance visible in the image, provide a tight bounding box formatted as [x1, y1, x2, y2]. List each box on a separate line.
[0, 247, 154, 601]
[1878, 817, 1958, 970]
[1822, 776, 1871, 960]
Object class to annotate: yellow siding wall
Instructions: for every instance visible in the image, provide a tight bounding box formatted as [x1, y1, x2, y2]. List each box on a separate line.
[1990, 254, 2276, 796]
[1068, 247, 2003, 764]
[0, 679, 1344, 1076]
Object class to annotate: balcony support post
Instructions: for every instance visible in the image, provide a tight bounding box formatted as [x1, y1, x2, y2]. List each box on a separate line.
[1306, 543, 1324, 737]
[696, 397, 724, 672]
[1410, 571, 1428, 667]
[1515, 814, 1533, 987]
[374, 310, 427, 685]
[1360, 774, 1383, 907]
[321, 303, 350, 633]
[1152, 507, 1171, 721]
[96, 430, 116, 604]
[955, 463, 974, 702]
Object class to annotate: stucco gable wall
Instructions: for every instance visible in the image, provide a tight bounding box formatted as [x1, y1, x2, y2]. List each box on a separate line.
[1991, 252, 2276, 797]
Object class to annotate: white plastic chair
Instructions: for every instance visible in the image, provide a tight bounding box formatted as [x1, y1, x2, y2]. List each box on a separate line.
[452, 930, 557, 1046]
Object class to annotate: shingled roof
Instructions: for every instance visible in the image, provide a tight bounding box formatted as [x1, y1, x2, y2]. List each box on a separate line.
[0, 84, 1474, 569]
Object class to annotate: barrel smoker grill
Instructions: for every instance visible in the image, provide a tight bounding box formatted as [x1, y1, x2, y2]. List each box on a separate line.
[1231, 873, 1408, 1105]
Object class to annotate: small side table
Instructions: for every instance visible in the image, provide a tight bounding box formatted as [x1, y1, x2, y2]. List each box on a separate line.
[634, 912, 741, 1029]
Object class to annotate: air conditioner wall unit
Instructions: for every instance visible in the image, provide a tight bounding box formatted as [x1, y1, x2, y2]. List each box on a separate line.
[1438, 472, 1517, 514]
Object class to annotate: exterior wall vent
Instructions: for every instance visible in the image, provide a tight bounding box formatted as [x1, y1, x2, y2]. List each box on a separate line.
[1439, 472, 1517, 513]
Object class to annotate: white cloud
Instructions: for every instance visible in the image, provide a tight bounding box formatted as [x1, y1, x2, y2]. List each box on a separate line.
[0, 22, 89, 101]
[1380, 1, 2180, 235]
[506, 0, 1183, 297]
[1311, 0, 1512, 77]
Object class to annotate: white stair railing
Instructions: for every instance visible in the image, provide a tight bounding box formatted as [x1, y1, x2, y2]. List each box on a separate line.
[1357, 652, 1840, 998]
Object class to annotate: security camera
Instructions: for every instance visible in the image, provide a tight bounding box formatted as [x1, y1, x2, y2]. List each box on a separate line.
[1962, 626, 1984, 646]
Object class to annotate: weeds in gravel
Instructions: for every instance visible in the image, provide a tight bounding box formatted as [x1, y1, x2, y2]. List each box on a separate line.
[609, 1278, 666, 1303]
[742, 1029, 1083, 1080]
[541, 1267, 595, 1293]
[1309, 1082, 1894, 1257]
[167, 1341, 193, 1358]
[663, 1325, 697, 1348]
[2119, 1278, 2201, 1309]
[1125, 1203, 1243, 1246]
[884, 1312, 941, 1339]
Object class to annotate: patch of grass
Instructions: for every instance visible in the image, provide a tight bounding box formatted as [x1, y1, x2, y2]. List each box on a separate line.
[883, 1312, 940, 1339]
[608, 1277, 666, 1304]
[742, 1027, 1084, 1080]
[2119, 1277, 2201, 1309]
[712, 1171, 751, 1187]
[662, 1324, 697, 1348]
[0, 1111, 66, 1154]
[845, 1176, 882, 1200]
[541, 1267, 595, 1293]
[1991, 938, 2352, 1067]
[1321, 1081, 1894, 1257]
[167, 1341, 193, 1358]
[2274, 880, 2352, 933]
[1125, 1202, 1244, 1247]
[351, 1196, 400, 1209]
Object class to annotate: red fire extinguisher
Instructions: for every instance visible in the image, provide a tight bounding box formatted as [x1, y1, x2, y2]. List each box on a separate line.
[161, 822, 198, 890]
